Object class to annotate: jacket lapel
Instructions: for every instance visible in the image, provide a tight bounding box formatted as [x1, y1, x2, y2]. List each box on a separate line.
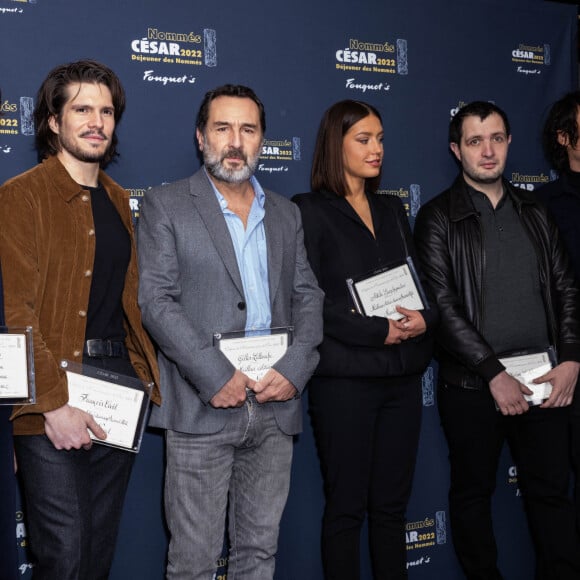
[263, 193, 283, 304]
[323, 189, 379, 236]
[188, 171, 245, 297]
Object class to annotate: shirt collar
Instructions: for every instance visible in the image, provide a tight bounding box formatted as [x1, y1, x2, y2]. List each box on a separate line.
[466, 182, 508, 210]
[43, 155, 121, 202]
[204, 167, 265, 212]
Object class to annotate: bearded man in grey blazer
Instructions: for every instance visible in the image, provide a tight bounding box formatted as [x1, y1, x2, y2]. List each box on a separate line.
[137, 84, 324, 580]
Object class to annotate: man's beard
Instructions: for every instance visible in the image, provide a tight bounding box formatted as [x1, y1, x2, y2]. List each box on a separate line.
[204, 145, 259, 184]
[59, 130, 110, 163]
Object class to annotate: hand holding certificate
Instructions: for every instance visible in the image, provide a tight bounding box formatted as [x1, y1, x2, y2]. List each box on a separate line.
[63, 360, 152, 452]
[214, 328, 291, 382]
[347, 258, 427, 321]
[498, 349, 556, 406]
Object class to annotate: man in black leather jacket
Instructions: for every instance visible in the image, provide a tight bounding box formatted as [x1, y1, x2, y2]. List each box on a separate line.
[414, 101, 580, 580]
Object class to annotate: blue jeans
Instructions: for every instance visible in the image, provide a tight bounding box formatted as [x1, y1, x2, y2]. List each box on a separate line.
[164, 392, 293, 580]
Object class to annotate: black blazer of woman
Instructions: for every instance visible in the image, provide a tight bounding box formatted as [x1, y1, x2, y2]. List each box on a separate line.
[293, 189, 437, 379]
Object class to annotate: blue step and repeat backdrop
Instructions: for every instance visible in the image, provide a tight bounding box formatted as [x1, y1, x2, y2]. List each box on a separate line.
[0, 0, 577, 578]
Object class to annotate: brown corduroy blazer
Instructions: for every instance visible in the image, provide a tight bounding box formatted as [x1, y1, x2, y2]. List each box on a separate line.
[0, 155, 160, 435]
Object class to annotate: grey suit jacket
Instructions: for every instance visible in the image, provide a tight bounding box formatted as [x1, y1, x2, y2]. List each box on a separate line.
[138, 168, 323, 435]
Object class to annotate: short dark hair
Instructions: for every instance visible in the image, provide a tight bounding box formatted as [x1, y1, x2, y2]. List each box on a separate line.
[542, 91, 580, 171]
[311, 100, 382, 196]
[196, 84, 266, 134]
[449, 101, 511, 145]
[34, 59, 126, 165]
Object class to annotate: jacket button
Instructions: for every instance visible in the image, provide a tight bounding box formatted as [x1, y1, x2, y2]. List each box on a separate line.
[237, 301, 246, 310]
[73, 350, 81, 357]
[84, 270, 92, 277]
[88, 229, 95, 236]
[81, 195, 89, 202]
[78, 310, 87, 317]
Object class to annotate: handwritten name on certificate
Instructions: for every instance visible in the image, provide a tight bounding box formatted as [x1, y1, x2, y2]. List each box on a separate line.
[499, 351, 553, 405]
[0, 333, 29, 398]
[66, 372, 144, 449]
[218, 333, 289, 381]
[355, 265, 424, 320]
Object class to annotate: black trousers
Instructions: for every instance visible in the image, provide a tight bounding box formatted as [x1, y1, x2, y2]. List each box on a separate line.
[0, 408, 17, 580]
[15, 355, 138, 580]
[570, 391, 580, 535]
[438, 383, 580, 580]
[309, 375, 422, 580]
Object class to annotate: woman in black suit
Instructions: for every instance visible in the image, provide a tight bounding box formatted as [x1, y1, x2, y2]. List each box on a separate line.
[293, 100, 437, 579]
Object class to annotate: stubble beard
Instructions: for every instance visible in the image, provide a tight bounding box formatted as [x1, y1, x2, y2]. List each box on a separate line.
[59, 130, 111, 164]
[463, 163, 504, 186]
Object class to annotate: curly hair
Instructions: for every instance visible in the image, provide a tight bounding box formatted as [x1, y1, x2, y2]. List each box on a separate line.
[542, 91, 580, 171]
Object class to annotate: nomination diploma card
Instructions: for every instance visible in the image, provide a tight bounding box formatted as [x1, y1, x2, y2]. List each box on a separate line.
[62, 360, 152, 452]
[346, 257, 427, 321]
[0, 326, 35, 405]
[213, 327, 292, 381]
[499, 348, 557, 406]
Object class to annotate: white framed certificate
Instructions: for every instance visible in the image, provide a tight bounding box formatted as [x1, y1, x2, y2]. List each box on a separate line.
[0, 326, 35, 405]
[213, 327, 292, 381]
[62, 360, 152, 452]
[346, 257, 427, 321]
[499, 348, 556, 406]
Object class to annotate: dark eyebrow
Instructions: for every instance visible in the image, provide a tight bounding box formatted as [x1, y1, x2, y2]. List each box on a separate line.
[71, 103, 115, 111]
[211, 121, 259, 130]
[353, 130, 384, 137]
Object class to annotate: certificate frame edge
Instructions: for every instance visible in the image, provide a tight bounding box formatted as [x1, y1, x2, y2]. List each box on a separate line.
[213, 326, 295, 346]
[345, 257, 429, 318]
[61, 359, 153, 453]
[0, 325, 36, 406]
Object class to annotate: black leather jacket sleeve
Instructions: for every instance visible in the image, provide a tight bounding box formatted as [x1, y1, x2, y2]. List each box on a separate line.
[414, 197, 503, 382]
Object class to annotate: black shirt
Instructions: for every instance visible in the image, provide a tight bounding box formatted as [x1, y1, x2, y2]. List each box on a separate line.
[85, 184, 130, 342]
[469, 185, 549, 354]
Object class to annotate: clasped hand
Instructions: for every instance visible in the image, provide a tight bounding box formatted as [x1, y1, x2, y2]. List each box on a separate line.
[490, 361, 580, 415]
[384, 306, 426, 345]
[210, 368, 297, 408]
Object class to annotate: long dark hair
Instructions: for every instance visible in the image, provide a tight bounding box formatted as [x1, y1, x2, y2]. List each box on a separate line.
[34, 59, 126, 165]
[311, 100, 382, 196]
